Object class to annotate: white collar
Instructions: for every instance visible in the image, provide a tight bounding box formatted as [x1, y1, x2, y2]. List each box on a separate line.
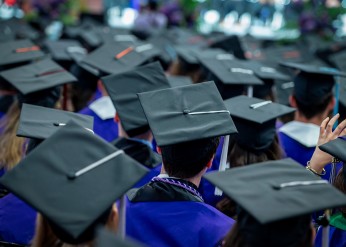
[89, 96, 116, 120]
[279, 121, 320, 148]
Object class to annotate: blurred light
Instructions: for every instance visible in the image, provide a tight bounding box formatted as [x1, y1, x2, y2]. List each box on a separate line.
[204, 10, 220, 25]
[121, 8, 137, 26]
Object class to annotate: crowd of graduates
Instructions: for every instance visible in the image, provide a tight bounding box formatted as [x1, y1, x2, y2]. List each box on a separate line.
[1, 13, 346, 247]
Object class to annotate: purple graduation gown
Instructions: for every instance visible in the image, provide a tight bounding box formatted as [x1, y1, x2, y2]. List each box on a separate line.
[0, 193, 36, 245]
[127, 200, 233, 247]
[78, 107, 118, 142]
[278, 132, 342, 181]
[315, 226, 346, 247]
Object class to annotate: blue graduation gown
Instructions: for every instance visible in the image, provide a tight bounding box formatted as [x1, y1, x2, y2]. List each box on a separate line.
[0, 193, 36, 245]
[127, 200, 234, 247]
[278, 132, 342, 181]
[315, 226, 346, 247]
[79, 106, 118, 142]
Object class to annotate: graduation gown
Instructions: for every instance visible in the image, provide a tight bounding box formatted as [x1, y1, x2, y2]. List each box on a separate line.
[278, 121, 341, 181]
[0, 193, 36, 245]
[112, 137, 162, 187]
[79, 97, 118, 142]
[315, 213, 346, 247]
[126, 177, 234, 247]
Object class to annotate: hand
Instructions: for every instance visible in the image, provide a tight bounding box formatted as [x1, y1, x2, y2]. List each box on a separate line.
[309, 114, 346, 173]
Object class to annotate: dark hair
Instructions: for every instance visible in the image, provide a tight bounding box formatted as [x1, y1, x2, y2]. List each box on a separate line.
[222, 218, 313, 247]
[217, 136, 283, 218]
[294, 92, 333, 119]
[227, 135, 283, 168]
[160, 137, 220, 179]
[333, 167, 346, 217]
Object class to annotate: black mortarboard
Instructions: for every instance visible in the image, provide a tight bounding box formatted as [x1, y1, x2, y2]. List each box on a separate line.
[43, 39, 84, 65]
[138, 81, 238, 146]
[174, 46, 200, 66]
[205, 59, 263, 86]
[17, 104, 94, 140]
[81, 42, 161, 76]
[0, 39, 45, 69]
[224, 95, 295, 152]
[0, 120, 149, 244]
[319, 138, 346, 182]
[204, 158, 346, 246]
[243, 61, 290, 99]
[207, 34, 246, 59]
[319, 138, 346, 163]
[274, 80, 295, 106]
[205, 158, 346, 222]
[166, 75, 193, 88]
[0, 58, 77, 95]
[102, 62, 170, 137]
[200, 58, 263, 99]
[280, 62, 346, 104]
[96, 227, 145, 247]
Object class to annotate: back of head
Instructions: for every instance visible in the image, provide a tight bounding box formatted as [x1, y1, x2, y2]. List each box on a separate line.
[223, 209, 313, 247]
[293, 72, 335, 119]
[160, 137, 220, 179]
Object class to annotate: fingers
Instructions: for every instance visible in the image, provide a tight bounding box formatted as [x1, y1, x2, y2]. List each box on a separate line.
[333, 118, 346, 137]
[320, 117, 330, 136]
[326, 114, 340, 134]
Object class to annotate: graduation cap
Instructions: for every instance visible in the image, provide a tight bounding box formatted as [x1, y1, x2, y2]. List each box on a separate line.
[81, 42, 161, 76]
[17, 103, 94, 140]
[0, 39, 45, 69]
[0, 58, 77, 95]
[137, 81, 237, 147]
[274, 80, 295, 106]
[243, 61, 291, 99]
[204, 158, 346, 247]
[280, 62, 346, 104]
[200, 58, 263, 99]
[224, 95, 295, 152]
[166, 75, 193, 88]
[96, 227, 145, 247]
[43, 39, 85, 67]
[0, 120, 149, 244]
[319, 138, 346, 182]
[102, 62, 171, 137]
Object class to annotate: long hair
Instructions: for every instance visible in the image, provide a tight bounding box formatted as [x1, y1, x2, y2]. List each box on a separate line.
[333, 168, 346, 217]
[217, 136, 283, 218]
[222, 221, 313, 247]
[31, 205, 118, 247]
[0, 100, 26, 170]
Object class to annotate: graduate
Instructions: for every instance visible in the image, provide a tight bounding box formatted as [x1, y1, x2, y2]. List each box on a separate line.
[201, 95, 295, 210]
[0, 58, 77, 175]
[278, 62, 345, 181]
[0, 105, 94, 246]
[314, 138, 346, 247]
[0, 121, 148, 247]
[301, 115, 346, 247]
[102, 62, 171, 187]
[204, 158, 346, 247]
[126, 81, 238, 247]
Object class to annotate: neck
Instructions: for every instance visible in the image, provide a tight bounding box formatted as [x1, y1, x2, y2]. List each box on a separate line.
[294, 111, 327, 126]
[160, 166, 205, 187]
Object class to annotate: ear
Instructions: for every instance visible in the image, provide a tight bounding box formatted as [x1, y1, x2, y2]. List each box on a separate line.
[206, 155, 214, 169]
[289, 95, 297, 108]
[156, 146, 161, 154]
[98, 80, 109, 96]
[328, 96, 336, 111]
[107, 203, 119, 232]
[114, 112, 120, 123]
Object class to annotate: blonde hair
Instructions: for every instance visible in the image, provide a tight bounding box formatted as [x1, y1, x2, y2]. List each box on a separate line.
[0, 101, 26, 170]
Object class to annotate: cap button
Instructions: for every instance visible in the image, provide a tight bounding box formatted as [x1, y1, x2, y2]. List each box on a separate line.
[67, 172, 77, 180]
[183, 109, 190, 114]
